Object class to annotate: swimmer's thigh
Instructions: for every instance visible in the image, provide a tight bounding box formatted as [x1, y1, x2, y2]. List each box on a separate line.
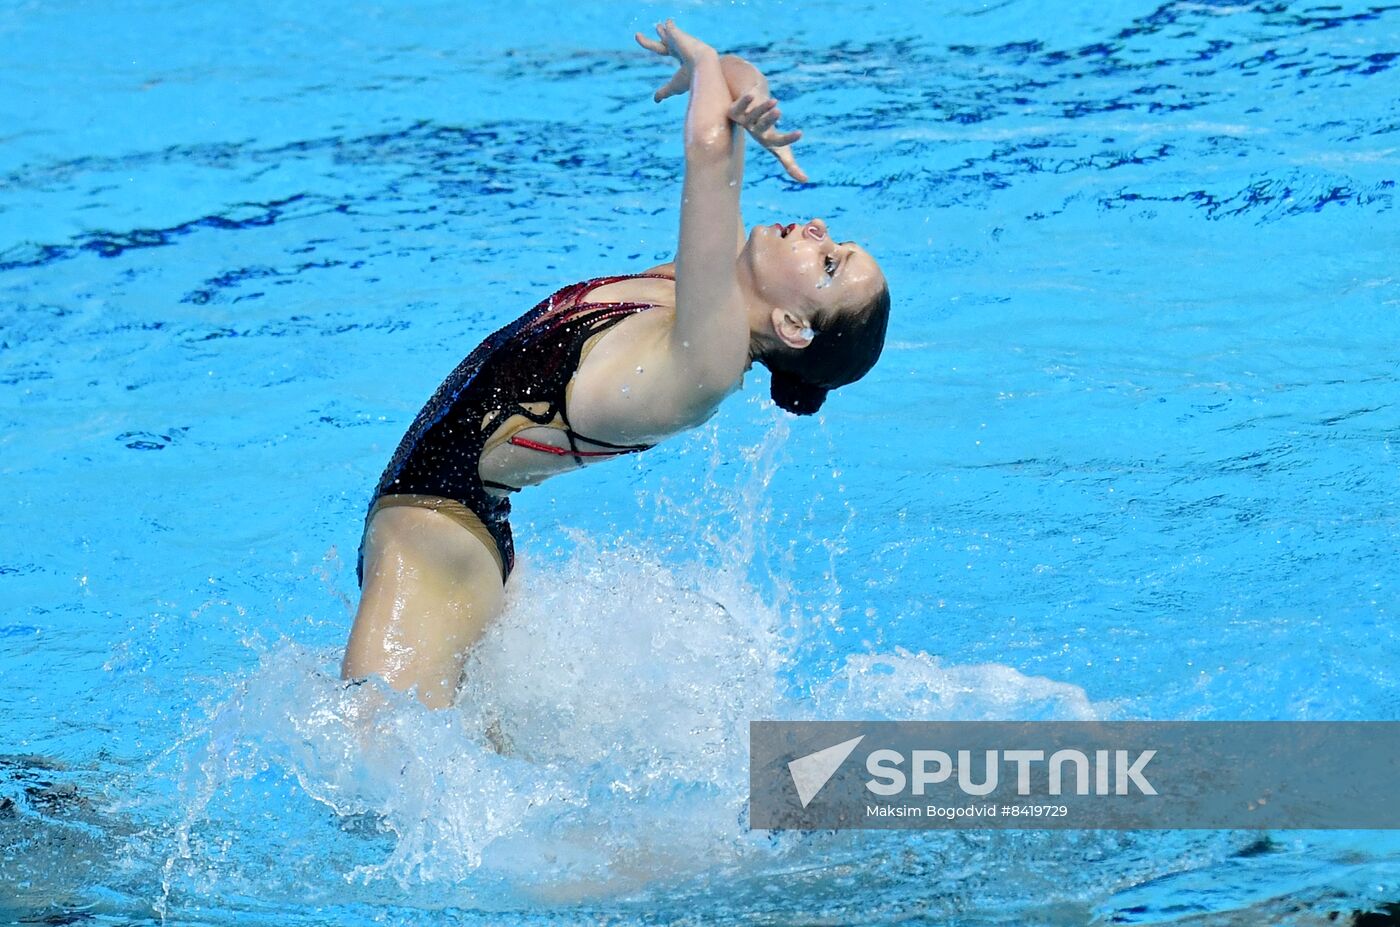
[342, 504, 506, 709]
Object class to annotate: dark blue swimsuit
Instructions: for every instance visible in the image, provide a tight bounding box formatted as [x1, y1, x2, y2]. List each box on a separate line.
[360, 273, 675, 583]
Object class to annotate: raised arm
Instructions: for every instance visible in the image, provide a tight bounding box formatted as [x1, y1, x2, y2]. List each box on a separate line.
[634, 22, 809, 407]
[636, 21, 751, 399]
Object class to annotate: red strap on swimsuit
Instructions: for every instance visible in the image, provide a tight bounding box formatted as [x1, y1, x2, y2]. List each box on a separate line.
[507, 435, 647, 459]
[502, 271, 671, 465]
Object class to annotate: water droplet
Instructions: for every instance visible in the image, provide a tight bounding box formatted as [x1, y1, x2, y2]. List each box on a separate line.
[635, 365, 645, 374]
[620, 385, 630, 395]
[815, 278, 831, 289]
[681, 340, 690, 348]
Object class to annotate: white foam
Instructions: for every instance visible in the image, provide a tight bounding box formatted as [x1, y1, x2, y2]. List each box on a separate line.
[811, 647, 1102, 721]
[168, 422, 1108, 905]
[200, 576, 1105, 905]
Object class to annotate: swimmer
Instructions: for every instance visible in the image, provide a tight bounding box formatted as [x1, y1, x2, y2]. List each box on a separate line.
[341, 20, 891, 708]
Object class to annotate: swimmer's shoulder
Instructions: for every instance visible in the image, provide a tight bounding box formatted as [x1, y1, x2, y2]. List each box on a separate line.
[578, 262, 676, 309]
[567, 264, 727, 441]
[640, 261, 676, 278]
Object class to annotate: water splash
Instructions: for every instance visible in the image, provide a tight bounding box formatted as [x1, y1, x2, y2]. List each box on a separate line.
[811, 646, 1102, 721]
[144, 421, 1131, 916]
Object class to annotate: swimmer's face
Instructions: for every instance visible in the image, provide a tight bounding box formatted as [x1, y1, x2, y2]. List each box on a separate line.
[745, 218, 886, 320]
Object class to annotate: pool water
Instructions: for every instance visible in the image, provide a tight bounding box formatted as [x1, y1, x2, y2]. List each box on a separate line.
[2, 0, 1398, 924]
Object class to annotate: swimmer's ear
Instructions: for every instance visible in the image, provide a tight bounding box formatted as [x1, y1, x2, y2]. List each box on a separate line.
[771, 308, 815, 350]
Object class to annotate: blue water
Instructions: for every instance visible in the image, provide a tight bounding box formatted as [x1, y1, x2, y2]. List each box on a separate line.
[2, 0, 1398, 923]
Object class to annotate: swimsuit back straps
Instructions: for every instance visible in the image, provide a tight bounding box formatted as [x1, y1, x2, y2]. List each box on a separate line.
[372, 271, 675, 501]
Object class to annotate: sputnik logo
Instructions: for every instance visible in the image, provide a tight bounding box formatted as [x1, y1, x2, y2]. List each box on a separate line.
[788, 735, 865, 808]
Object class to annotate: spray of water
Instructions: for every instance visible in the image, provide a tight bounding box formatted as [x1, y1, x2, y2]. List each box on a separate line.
[155, 415, 1114, 912]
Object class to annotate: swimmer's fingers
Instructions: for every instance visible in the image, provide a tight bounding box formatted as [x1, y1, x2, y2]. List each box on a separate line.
[731, 93, 786, 138]
[751, 101, 782, 134]
[659, 19, 717, 64]
[727, 91, 760, 122]
[762, 127, 803, 148]
[729, 93, 809, 182]
[730, 94, 781, 136]
[770, 141, 809, 184]
[634, 31, 668, 56]
[635, 24, 701, 103]
[653, 66, 690, 103]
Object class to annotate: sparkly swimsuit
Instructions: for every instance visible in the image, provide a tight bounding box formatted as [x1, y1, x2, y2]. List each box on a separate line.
[359, 272, 675, 583]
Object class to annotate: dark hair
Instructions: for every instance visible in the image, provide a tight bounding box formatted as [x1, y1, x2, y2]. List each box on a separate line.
[760, 284, 890, 416]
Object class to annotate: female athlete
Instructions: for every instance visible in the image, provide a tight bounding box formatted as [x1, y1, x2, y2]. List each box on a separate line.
[342, 20, 890, 708]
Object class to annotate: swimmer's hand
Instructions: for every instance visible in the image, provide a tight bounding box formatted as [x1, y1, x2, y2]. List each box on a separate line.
[635, 27, 808, 184]
[728, 86, 807, 183]
[635, 19, 719, 98]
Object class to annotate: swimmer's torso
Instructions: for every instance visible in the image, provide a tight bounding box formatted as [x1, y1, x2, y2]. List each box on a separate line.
[373, 268, 701, 509]
[476, 271, 681, 492]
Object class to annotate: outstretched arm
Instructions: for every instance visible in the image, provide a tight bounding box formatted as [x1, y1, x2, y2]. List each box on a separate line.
[634, 21, 751, 400]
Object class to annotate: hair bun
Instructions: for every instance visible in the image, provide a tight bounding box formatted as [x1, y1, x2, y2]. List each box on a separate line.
[770, 369, 829, 416]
